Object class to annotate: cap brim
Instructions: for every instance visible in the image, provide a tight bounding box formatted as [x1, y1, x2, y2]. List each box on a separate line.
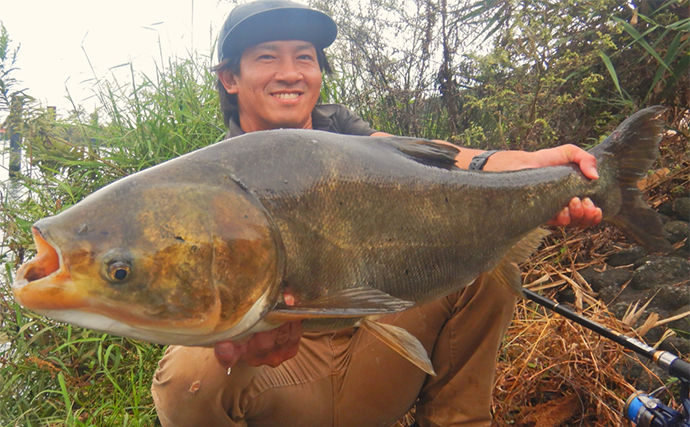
[220, 8, 337, 60]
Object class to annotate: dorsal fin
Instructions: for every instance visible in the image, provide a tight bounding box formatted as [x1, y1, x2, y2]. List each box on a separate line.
[383, 137, 460, 170]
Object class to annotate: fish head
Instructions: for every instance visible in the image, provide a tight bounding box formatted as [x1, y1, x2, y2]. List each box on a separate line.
[12, 173, 284, 345]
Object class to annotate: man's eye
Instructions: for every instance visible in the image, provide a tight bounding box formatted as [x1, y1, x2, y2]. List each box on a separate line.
[298, 55, 315, 61]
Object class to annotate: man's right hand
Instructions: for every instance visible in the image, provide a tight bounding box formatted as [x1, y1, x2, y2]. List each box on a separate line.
[214, 293, 302, 369]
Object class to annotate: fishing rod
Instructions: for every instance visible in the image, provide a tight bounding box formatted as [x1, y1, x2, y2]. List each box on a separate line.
[524, 289, 690, 427]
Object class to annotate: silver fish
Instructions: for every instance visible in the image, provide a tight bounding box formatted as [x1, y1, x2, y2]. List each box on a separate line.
[12, 106, 670, 375]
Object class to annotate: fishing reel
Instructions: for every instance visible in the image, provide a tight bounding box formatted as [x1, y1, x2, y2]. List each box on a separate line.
[522, 290, 690, 427]
[624, 381, 690, 427]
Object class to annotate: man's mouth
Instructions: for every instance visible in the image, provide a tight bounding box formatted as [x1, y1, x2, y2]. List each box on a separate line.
[272, 93, 301, 99]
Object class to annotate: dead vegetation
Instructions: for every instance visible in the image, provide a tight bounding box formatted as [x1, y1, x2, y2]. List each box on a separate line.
[491, 127, 689, 427]
[395, 115, 689, 427]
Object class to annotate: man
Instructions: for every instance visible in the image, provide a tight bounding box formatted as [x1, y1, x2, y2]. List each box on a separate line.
[151, 2, 601, 426]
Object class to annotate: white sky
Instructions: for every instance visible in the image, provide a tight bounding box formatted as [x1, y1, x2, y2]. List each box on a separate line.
[2, 0, 235, 118]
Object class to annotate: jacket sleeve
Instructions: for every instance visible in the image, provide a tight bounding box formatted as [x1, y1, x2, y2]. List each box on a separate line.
[316, 104, 378, 136]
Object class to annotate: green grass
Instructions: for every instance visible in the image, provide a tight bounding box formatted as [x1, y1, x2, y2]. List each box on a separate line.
[1, 3, 687, 423]
[0, 52, 224, 426]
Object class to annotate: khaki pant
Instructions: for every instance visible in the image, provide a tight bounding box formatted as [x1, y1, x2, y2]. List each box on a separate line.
[152, 275, 516, 427]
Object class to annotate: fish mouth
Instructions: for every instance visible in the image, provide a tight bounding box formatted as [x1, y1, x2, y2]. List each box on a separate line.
[12, 226, 81, 310]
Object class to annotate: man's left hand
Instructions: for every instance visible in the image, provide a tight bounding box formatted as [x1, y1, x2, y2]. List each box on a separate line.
[536, 144, 602, 229]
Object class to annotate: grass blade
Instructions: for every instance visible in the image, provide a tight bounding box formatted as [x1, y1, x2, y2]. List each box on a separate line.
[614, 17, 673, 73]
[598, 51, 624, 99]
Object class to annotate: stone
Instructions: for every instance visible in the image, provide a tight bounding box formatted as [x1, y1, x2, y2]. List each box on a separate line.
[608, 246, 647, 267]
[671, 238, 689, 259]
[666, 305, 690, 332]
[556, 288, 576, 305]
[673, 198, 690, 222]
[664, 221, 689, 245]
[659, 336, 690, 356]
[578, 266, 601, 284]
[658, 201, 674, 217]
[653, 284, 690, 311]
[598, 286, 621, 304]
[630, 256, 689, 290]
[580, 266, 633, 293]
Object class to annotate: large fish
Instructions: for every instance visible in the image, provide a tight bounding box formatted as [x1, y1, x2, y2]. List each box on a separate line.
[12, 107, 670, 375]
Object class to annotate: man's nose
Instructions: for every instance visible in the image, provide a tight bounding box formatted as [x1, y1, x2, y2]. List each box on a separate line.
[275, 59, 303, 84]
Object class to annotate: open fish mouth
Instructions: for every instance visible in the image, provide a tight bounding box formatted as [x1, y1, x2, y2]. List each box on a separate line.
[15, 226, 62, 285]
[12, 226, 77, 310]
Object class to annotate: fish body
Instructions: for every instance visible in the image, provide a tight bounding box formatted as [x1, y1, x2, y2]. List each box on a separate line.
[12, 107, 670, 374]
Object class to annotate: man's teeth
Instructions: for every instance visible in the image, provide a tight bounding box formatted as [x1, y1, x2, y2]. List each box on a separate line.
[273, 93, 299, 99]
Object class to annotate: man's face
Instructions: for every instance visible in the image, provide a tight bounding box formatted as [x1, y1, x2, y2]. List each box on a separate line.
[219, 40, 323, 132]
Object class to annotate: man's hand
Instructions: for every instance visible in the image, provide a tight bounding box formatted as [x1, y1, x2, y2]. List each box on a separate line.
[214, 293, 302, 370]
[534, 144, 602, 229]
[470, 143, 602, 229]
[548, 196, 602, 229]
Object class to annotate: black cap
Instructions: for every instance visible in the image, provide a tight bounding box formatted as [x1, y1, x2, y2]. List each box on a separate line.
[217, 0, 337, 62]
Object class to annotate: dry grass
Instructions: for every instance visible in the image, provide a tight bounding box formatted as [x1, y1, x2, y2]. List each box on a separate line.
[493, 294, 639, 426]
[490, 129, 689, 426]
[397, 124, 689, 427]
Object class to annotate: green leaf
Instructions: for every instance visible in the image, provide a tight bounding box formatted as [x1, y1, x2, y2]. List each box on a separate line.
[57, 372, 73, 411]
[614, 17, 673, 74]
[667, 17, 690, 31]
[598, 51, 624, 100]
[644, 30, 686, 102]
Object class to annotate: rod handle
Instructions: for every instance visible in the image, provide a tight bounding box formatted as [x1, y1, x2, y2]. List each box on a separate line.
[669, 357, 690, 382]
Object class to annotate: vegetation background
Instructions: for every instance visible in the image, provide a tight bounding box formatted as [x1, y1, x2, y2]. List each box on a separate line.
[0, 0, 687, 425]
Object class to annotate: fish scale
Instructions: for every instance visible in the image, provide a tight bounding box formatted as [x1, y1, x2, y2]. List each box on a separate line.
[12, 107, 671, 375]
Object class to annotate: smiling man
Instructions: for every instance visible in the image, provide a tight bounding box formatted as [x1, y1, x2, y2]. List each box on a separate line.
[222, 40, 324, 132]
[150, 2, 601, 426]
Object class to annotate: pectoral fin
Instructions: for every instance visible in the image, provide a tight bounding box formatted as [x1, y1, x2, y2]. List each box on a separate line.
[264, 287, 415, 323]
[361, 317, 436, 376]
[488, 228, 551, 298]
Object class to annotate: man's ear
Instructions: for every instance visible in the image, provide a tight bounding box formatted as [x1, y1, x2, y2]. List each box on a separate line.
[218, 69, 239, 94]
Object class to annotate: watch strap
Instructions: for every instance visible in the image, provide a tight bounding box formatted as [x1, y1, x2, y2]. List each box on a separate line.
[468, 150, 499, 171]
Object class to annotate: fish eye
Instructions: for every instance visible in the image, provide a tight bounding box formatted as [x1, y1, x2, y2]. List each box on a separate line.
[107, 261, 132, 282]
[100, 249, 135, 284]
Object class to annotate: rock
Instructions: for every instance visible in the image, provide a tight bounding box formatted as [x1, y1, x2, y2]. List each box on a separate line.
[600, 269, 633, 289]
[659, 336, 690, 356]
[556, 288, 576, 305]
[578, 266, 632, 292]
[673, 198, 690, 222]
[630, 256, 689, 290]
[658, 201, 674, 217]
[616, 354, 668, 392]
[598, 286, 621, 304]
[658, 198, 690, 222]
[671, 239, 689, 259]
[608, 246, 647, 267]
[578, 266, 601, 284]
[610, 301, 631, 320]
[654, 284, 690, 311]
[664, 221, 689, 245]
[666, 305, 690, 331]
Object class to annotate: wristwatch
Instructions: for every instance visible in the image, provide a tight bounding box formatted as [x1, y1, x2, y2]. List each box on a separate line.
[468, 150, 499, 171]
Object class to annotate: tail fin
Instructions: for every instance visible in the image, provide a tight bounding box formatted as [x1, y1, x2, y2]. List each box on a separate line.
[589, 106, 672, 254]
